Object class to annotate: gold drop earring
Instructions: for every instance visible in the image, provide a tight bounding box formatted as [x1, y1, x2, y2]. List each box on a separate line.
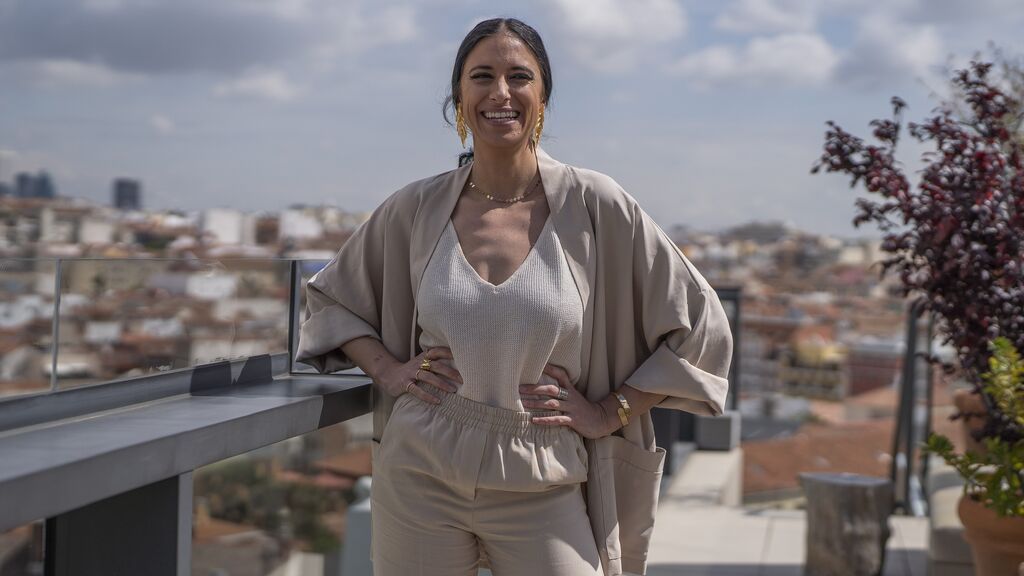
[533, 106, 545, 148]
[456, 103, 468, 148]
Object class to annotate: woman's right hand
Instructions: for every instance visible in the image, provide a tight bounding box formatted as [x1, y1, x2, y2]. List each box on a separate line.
[377, 347, 463, 404]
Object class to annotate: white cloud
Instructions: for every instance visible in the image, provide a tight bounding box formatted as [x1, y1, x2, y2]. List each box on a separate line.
[33, 59, 139, 86]
[715, 0, 818, 33]
[547, 0, 687, 70]
[213, 68, 301, 101]
[307, 3, 418, 65]
[671, 33, 838, 88]
[149, 114, 175, 135]
[0, 149, 20, 165]
[242, 0, 314, 20]
[0, 0, 418, 76]
[838, 13, 943, 86]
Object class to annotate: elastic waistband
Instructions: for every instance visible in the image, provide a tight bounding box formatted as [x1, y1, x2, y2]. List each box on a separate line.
[408, 389, 565, 439]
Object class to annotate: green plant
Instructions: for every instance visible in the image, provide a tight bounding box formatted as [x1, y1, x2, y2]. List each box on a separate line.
[925, 337, 1024, 517]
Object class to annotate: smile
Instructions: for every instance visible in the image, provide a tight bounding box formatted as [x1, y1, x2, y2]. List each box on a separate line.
[482, 110, 520, 120]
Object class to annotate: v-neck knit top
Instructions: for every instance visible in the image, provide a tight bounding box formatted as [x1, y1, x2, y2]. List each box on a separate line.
[416, 217, 584, 411]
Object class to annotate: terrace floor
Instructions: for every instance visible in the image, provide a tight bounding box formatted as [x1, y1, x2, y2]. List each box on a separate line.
[646, 450, 929, 576]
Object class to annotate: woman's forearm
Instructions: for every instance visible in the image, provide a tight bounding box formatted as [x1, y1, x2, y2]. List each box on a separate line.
[596, 385, 668, 433]
[340, 336, 401, 380]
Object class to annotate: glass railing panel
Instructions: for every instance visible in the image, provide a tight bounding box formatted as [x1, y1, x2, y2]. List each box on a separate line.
[54, 258, 291, 390]
[192, 419, 373, 576]
[0, 259, 55, 399]
[739, 302, 929, 510]
[291, 259, 365, 376]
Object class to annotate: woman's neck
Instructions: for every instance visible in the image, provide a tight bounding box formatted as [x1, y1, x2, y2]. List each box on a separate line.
[469, 144, 538, 201]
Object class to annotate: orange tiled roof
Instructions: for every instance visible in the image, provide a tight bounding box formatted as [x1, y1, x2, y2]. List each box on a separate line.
[313, 445, 372, 477]
[743, 420, 893, 495]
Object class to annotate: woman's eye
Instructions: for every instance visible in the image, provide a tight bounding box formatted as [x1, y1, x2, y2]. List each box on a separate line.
[470, 73, 492, 80]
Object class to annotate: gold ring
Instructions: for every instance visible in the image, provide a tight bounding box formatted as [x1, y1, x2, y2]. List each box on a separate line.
[415, 369, 423, 381]
[420, 358, 432, 371]
[405, 380, 415, 394]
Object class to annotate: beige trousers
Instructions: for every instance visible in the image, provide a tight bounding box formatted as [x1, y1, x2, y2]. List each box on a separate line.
[371, 389, 603, 576]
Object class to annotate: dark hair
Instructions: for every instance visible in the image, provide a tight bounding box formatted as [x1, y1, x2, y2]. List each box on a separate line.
[442, 18, 553, 165]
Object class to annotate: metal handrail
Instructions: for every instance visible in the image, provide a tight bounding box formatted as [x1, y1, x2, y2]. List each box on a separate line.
[889, 299, 935, 516]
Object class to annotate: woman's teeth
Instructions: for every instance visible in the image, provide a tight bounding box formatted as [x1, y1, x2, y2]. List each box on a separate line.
[483, 111, 519, 119]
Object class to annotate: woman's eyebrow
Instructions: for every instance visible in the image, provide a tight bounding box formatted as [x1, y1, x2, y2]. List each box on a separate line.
[468, 65, 535, 74]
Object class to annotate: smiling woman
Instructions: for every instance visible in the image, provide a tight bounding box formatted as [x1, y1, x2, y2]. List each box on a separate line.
[443, 18, 552, 168]
[296, 16, 733, 576]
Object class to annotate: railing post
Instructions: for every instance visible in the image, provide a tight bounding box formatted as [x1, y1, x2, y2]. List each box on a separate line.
[890, 299, 925, 515]
[49, 258, 62, 392]
[44, 472, 193, 576]
[921, 314, 936, 504]
[727, 287, 742, 411]
[288, 260, 301, 374]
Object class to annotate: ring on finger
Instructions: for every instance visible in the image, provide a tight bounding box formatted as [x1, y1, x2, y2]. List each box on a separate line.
[420, 358, 432, 372]
[556, 387, 569, 401]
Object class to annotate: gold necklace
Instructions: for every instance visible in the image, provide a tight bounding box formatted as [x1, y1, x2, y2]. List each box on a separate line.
[469, 172, 541, 204]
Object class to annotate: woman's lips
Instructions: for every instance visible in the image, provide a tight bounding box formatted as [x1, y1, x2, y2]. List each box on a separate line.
[481, 110, 520, 125]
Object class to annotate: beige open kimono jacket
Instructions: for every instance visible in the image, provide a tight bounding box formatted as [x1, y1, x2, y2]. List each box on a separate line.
[296, 148, 733, 576]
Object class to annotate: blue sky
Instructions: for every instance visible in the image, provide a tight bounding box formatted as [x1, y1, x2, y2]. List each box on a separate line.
[2, 0, 1023, 236]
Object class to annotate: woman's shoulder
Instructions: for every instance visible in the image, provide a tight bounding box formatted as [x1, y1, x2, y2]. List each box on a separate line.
[386, 166, 462, 206]
[560, 161, 642, 221]
[367, 165, 466, 223]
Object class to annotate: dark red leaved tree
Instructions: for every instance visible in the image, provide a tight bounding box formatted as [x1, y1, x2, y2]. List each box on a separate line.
[812, 61, 1024, 440]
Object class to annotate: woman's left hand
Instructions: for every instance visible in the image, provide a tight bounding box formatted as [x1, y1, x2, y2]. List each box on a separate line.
[519, 364, 617, 439]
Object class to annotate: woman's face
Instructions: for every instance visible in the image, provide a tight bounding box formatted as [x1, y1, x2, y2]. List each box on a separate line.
[459, 32, 544, 154]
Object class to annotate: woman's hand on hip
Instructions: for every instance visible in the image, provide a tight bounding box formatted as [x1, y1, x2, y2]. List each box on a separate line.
[520, 364, 618, 439]
[377, 347, 462, 404]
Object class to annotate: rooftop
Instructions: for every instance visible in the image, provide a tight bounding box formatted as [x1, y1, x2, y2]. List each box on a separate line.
[647, 449, 928, 576]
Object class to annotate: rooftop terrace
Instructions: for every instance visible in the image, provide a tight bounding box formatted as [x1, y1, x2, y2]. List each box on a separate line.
[0, 257, 969, 575]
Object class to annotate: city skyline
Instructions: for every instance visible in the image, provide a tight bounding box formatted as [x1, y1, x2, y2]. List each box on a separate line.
[2, 0, 1024, 237]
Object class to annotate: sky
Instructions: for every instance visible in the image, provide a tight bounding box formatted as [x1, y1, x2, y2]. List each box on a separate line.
[1, 0, 1024, 237]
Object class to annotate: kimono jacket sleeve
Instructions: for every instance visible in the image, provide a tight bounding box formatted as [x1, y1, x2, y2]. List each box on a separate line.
[294, 197, 393, 373]
[619, 195, 733, 416]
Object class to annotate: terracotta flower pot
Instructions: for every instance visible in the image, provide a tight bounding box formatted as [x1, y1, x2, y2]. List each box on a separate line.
[957, 495, 1024, 576]
[952, 388, 988, 454]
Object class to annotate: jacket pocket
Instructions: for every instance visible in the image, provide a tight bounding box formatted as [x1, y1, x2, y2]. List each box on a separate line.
[590, 435, 666, 569]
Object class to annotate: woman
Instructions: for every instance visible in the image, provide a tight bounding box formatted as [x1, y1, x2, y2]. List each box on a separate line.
[296, 18, 732, 576]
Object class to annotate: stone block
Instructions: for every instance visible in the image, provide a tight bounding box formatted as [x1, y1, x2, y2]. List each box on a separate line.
[695, 410, 741, 451]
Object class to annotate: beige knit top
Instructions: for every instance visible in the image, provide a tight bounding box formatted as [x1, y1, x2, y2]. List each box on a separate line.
[417, 217, 584, 411]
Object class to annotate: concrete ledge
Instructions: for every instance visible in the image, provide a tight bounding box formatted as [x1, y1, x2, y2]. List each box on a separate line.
[0, 373, 372, 531]
[927, 457, 973, 570]
[0, 353, 292, 434]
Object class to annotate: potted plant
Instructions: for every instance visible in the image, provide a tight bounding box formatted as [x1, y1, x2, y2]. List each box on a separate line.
[925, 338, 1024, 574]
[812, 58, 1024, 575]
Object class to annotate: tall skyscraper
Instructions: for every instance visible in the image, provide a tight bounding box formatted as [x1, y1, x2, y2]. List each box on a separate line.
[15, 173, 34, 198]
[34, 172, 55, 199]
[113, 178, 142, 211]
